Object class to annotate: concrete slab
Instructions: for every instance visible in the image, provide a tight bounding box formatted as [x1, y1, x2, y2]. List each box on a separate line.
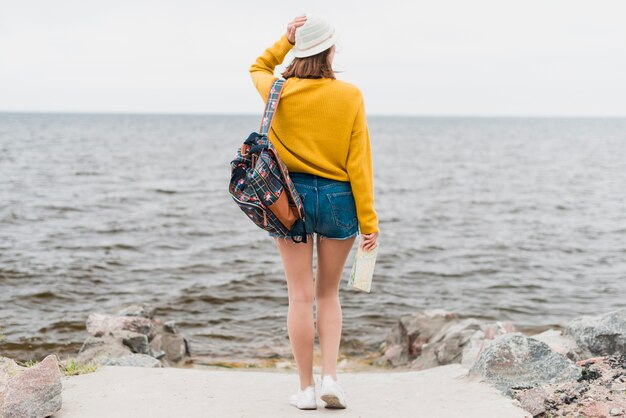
[54, 364, 532, 418]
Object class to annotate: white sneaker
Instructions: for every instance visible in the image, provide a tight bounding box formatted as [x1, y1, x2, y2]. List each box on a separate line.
[289, 384, 317, 410]
[320, 375, 347, 409]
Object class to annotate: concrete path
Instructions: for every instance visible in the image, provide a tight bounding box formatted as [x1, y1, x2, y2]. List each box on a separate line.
[54, 364, 532, 418]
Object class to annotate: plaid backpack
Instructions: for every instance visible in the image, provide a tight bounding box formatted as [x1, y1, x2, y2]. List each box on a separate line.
[228, 78, 308, 243]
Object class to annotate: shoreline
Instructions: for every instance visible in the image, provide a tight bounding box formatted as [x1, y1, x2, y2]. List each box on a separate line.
[3, 306, 626, 417]
[0, 321, 559, 368]
[188, 347, 388, 371]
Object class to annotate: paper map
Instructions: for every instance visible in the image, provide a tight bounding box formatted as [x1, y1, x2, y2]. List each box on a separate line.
[347, 243, 379, 293]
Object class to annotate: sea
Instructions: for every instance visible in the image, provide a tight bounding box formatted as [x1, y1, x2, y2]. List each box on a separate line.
[1, 112, 625, 362]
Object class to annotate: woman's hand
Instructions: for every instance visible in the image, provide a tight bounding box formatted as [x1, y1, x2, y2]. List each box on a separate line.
[360, 231, 379, 252]
[286, 15, 307, 45]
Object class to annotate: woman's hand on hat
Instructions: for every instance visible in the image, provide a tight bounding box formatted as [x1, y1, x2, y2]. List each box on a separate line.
[286, 15, 307, 45]
[360, 232, 379, 252]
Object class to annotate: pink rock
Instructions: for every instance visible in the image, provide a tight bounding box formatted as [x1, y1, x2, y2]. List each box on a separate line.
[86, 313, 156, 339]
[483, 321, 515, 339]
[576, 356, 606, 367]
[0, 354, 62, 418]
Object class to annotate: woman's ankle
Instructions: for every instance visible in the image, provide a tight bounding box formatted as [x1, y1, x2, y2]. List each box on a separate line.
[300, 377, 315, 390]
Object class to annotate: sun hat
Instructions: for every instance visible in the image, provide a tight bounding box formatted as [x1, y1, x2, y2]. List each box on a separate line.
[292, 14, 339, 58]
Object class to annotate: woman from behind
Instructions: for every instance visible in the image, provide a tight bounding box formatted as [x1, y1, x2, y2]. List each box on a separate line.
[249, 14, 379, 410]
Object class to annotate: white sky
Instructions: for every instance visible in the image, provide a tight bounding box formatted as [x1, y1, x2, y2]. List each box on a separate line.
[1, 0, 625, 116]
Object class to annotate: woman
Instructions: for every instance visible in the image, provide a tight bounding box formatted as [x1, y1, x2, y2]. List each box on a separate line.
[249, 14, 379, 410]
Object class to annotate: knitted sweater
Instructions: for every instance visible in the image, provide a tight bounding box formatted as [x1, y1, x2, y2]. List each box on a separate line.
[249, 34, 379, 235]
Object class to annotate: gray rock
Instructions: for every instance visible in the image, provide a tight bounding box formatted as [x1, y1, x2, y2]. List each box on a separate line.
[411, 318, 483, 370]
[417, 319, 516, 370]
[116, 303, 155, 319]
[78, 306, 192, 367]
[460, 329, 488, 369]
[376, 309, 516, 370]
[529, 328, 583, 361]
[377, 309, 459, 367]
[163, 320, 179, 334]
[161, 333, 187, 364]
[98, 354, 162, 368]
[460, 321, 517, 369]
[86, 313, 156, 340]
[114, 330, 150, 354]
[149, 348, 167, 360]
[563, 308, 626, 357]
[149, 325, 191, 366]
[76, 334, 133, 365]
[0, 354, 62, 418]
[468, 333, 582, 397]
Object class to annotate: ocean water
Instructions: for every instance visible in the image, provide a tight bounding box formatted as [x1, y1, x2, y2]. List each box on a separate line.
[1, 113, 625, 362]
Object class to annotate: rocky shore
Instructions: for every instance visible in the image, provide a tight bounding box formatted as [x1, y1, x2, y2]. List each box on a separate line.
[1, 303, 191, 417]
[377, 307, 626, 417]
[1, 305, 624, 417]
[76, 303, 191, 368]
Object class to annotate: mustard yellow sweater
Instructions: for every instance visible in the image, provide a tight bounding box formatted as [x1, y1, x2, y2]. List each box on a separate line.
[249, 34, 379, 235]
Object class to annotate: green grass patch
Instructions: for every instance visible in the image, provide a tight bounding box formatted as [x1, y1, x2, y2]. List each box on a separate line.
[15, 357, 99, 376]
[60, 358, 99, 376]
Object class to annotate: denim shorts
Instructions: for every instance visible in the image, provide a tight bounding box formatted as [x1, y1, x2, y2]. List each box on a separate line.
[268, 172, 359, 240]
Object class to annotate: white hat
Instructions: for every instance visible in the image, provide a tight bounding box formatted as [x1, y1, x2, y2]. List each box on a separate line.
[292, 14, 339, 58]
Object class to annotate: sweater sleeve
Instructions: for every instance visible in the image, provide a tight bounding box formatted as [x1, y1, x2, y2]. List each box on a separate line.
[249, 34, 294, 100]
[346, 96, 379, 235]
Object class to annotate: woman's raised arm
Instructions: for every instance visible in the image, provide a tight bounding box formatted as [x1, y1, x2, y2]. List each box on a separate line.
[248, 16, 306, 100]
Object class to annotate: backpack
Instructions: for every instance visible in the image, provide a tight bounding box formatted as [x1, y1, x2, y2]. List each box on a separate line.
[228, 78, 308, 243]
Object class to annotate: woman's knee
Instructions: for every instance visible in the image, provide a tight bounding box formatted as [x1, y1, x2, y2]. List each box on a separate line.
[288, 288, 315, 305]
[314, 287, 340, 302]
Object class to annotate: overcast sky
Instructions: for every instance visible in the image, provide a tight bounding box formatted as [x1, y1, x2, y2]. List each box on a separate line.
[1, 0, 625, 116]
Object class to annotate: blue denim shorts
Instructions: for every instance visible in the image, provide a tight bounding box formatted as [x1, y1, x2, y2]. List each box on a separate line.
[268, 172, 359, 240]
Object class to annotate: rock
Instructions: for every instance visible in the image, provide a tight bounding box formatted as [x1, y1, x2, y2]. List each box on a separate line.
[460, 328, 491, 369]
[378, 344, 403, 367]
[116, 303, 155, 319]
[98, 354, 162, 368]
[76, 334, 133, 365]
[86, 313, 156, 340]
[0, 357, 25, 392]
[376, 309, 516, 370]
[467, 333, 582, 397]
[564, 308, 626, 357]
[450, 321, 515, 369]
[525, 354, 626, 418]
[529, 328, 583, 361]
[163, 320, 179, 334]
[149, 323, 191, 366]
[482, 321, 516, 339]
[116, 330, 150, 354]
[161, 333, 187, 364]
[78, 305, 191, 367]
[148, 334, 166, 359]
[513, 386, 549, 416]
[0, 354, 62, 418]
[149, 349, 166, 360]
[376, 309, 459, 367]
[459, 321, 516, 369]
[411, 318, 483, 370]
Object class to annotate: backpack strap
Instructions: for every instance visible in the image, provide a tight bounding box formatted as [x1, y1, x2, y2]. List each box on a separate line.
[259, 78, 286, 136]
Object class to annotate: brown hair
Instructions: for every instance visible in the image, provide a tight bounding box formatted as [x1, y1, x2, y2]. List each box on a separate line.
[281, 46, 336, 80]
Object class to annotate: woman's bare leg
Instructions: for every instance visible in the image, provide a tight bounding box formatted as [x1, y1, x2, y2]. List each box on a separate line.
[274, 236, 315, 390]
[314, 235, 356, 380]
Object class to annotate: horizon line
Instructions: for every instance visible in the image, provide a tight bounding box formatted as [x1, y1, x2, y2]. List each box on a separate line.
[1, 110, 625, 119]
